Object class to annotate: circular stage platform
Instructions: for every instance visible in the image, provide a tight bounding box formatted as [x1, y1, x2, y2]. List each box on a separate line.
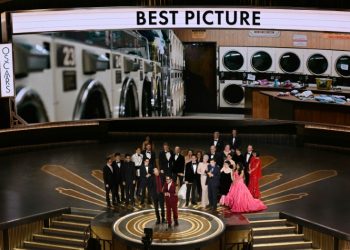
[112, 208, 225, 249]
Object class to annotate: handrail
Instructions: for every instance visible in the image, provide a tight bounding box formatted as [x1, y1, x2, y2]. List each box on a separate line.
[0, 207, 70, 230]
[280, 212, 350, 241]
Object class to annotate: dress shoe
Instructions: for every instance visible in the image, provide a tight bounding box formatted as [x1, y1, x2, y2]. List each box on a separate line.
[162, 218, 166, 224]
[156, 220, 160, 225]
[168, 224, 172, 229]
[174, 221, 179, 226]
[185, 203, 189, 207]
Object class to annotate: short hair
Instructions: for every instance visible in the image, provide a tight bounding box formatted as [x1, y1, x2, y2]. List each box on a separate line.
[210, 158, 216, 162]
[144, 158, 150, 162]
[163, 142, 169, 146]
[106, 155, 113, 162]
[114, 152, 121, 157]
[125, 154, 131, 157]
[166, 175, 172, 179]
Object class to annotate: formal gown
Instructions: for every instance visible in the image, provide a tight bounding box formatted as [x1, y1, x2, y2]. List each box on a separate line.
[220, 171, 267, 213]
[219, 169, 232, 195]
[197, 162, 209, 208]
[248, 156, 262, 199]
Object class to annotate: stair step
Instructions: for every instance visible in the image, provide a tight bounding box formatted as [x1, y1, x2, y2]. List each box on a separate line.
[33, 234, 85, 247]
[61, 213, 94, 223]
[254, 234, 305, 244]
[253, 226, 296, 236]
[253, 241, 312, 250]
[23, 241, 84, 250]
[51, 220, 89, 231]
[42, 227, 85, 239]
[244, 212, 280, 221]
[70, 207, 102, 217]
[250, 219, 287, 227]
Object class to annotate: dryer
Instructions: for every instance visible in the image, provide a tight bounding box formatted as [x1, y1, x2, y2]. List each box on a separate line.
[219, 47, 248, 72]
[13, 34, 54, 123]
[304, 49, 332, 76]
[248, 47, 276, 73]
[276, 48, 304, 74]
[219, 80, 245, 108]
[331, 50, 350, 78]
[52, 34, 112, 122]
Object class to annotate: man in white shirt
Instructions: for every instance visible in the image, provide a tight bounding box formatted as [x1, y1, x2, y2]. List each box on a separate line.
[132, 147, 143, 197]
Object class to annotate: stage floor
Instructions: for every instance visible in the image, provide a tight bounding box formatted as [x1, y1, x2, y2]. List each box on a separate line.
[0, 133, 349, 234]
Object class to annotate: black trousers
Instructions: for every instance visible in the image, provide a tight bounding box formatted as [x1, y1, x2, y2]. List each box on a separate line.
[105, 185, 116, 205]
[173, 174, 184, 187]
[125, 182, 135, 203]
[115, 182, 125, 202]
[140, 182, 152, 203]
[186, 182, 197, 204]
[208, 182, 219, 209]
[153, 193, 165, 220]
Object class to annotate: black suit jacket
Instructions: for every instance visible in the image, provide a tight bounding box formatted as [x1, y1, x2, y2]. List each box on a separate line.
[207, 152, 223, 168]
[243, 152, 253, 167]
[232, 154, 245, 166]
[172, 153, 185, 174]
[158, 150, 174, 174]
[210, 138, 225, 152]
[149, 174, 165, 199]
[103, 165, 115, 187]
[141, 150, 156, 167]
[112, 160, 124, 184]
[121, 161, 136, 184]
[207, 164, 220, 187]
[229, 136, 241, 150]
[184, 161, 199, 183]
[140, 164, 154, 185]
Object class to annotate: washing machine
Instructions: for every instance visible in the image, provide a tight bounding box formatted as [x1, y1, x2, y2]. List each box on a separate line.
[13, 34, 54, 123]
[219, 47, 248, 72]
[52, 33, 112, 122]
[275, 48, 304, 74]
[331, 50, 350, 78]
[219, 80, 245, 108]
[248, 47, 276, 73]
[112, 54, 141, 118]
[304, 49, 332, 76]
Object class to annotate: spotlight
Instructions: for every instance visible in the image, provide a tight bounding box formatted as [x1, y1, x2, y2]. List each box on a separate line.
[142, 227, 153, 250]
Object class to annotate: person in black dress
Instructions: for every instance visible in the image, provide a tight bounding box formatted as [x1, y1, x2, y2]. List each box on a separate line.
[219, 161, 233, 196]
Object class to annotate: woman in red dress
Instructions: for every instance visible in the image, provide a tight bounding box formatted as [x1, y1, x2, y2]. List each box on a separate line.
[248, 151, 262, 199]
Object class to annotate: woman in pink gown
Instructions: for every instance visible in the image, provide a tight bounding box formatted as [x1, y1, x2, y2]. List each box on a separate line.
[220, 163, 266, 213]
[248, 151, 262, 199]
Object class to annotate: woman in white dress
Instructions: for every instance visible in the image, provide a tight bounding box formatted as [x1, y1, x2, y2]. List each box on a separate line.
[197, 154, 209, 208]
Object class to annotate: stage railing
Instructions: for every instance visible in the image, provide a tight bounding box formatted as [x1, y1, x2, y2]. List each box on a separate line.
[0, 207, 71, 250]
[280, 212, 350, 250]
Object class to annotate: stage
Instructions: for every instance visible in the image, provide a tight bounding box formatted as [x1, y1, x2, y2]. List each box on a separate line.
[0, 132, 349, 236]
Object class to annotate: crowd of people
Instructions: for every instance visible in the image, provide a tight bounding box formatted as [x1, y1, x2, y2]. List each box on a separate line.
[103, 130, 267, 227]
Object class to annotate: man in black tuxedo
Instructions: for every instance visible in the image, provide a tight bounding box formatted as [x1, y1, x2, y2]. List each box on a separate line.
[210, 131, 224, 152]
[150, 168, 166, 224]
[184, 155, 199, 206]
[112, 152, 124, 203]
[208, 145, 223, 168]
[142, 143, 156, 167]
[140, 158, 154, 205]
[103, 156, 116, 207]
[121, 154, 136, 206]
[207, 158, 220, 211]
[172, 146, 185, 186]
[158, 142, 174, 176]
[229, 129, 242, 151]
[243, 145, 254, 186]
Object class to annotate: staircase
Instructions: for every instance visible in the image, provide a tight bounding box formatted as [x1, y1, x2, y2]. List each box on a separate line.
[245, 212, 321, 250]
[14, 207, 101, 250]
